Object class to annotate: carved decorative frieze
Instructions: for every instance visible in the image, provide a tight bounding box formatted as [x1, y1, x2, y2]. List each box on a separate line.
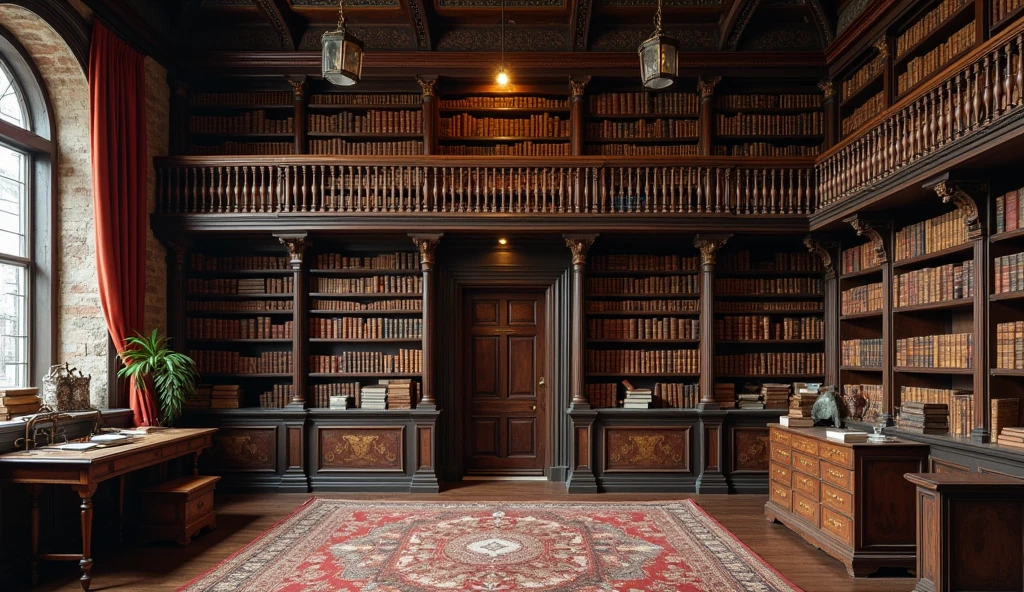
[210, 428, 275, 471]
[803, 236, 838, 279]
[437, 27, 568, 52]
[843, 215, 891, 265]
[604, 428, 689, 472]
[732, 428, 770, 472]
[932, 180, 987, 240]
[590, 26, 716, 51]
[319, 427, 404, 472]
[693, 234, 730, 265]
[572, 0, 591, 50]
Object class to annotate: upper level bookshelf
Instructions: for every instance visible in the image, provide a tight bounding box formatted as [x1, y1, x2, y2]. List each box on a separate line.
[892, 0, 978, 97]
[438, 93, 570, 157]
[584, 91, 699, 156]
[711, 93, 824, 157]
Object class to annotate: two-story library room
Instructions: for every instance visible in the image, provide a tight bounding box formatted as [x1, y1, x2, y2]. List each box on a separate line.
[5, 0, 1024, 590]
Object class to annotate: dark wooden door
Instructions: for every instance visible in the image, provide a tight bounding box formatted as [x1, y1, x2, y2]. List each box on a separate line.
[463, 290, 547, 475]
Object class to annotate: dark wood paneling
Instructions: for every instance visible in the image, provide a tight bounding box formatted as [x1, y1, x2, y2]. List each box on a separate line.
[318, 426, 405, 472]
[208, 427, 277, 473]
[603, 427, 689, 473]
[731, 427, 770, 473]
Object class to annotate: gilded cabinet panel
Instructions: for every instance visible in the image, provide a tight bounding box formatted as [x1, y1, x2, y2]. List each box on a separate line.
[603, 427, 689, 473]
[732, 427, 770, 473]
[209, 426, 277, 473]
[318, 426, 405, 472]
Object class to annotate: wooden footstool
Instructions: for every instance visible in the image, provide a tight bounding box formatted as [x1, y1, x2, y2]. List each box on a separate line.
[139, 475, 220, 546]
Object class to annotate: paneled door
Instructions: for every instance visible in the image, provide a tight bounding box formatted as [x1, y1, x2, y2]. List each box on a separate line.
[463, 290, 547, 475]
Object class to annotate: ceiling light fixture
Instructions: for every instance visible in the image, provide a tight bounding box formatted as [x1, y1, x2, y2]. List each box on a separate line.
[496, 0, 509, 86]
[638, 0, 678, 90]
[498, 237, 508, 245]
[322, 0, 364, 86]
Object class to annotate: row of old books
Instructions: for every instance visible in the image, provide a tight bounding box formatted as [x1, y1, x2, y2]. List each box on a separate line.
[997, 426, 1024, 449]
[190, 112, 293, 135]
[712, 143, 821, 157]
[992, 398, 1019, 443]
[586, 144, 699, 156]
[714, 352, 825, 375]
[313, 252, 418, 270]
[312, 93, 420, 106]
[188, 278, 293, 295]
[439, 96, 568, 110]
[842, 53, 886, 101]
[188, 318, 293, 340]
[188, 141, 294, 156]
[585, 299, 699, 314]
[948, 393, 975, 436]
[762, 383, 792, 409]
[895, 0, 973, 58]
[893, 260, 975, 306]
[842, 93, 885, 137]
[995, 187, 1024, 233]
[994, 251, 1024, 294]
[211, 385, 242, 409]
[717, 300, 822, 313]
[313, 276, 422, 295]
[995, 321, 1024, 368]
[715, 383, 737, 408]
[894, 209, 969, 261]
[191, 351, 292, 374]
[720, 251, 824, 272]
[311, 317, 422, 340]
[841, 338, 883, 367]
[717, 94, 823, 109]
[586, 383, 618, 408]
[191, 254, 289, 271]
[585, 382, 696, 409]
[898, 24, 975, 95]
[312, 382, 360, 408]
[311, 298, 421, 312]
[656, 383, 701, 408]
[308, 111, 423, 134]
[588, 318, 699, 340]
[310, 349, 422, 374]
[895, 333, 973, 368]
[715, 315, 823, 340]
[309, 139, 424, 155]
[439, 114, 570, 138]
[591, 254, 699, 272]
[259, 384, 291, 409]
[0, 387, 40, 420]
[843, 383, 884, 423]
[191, 91, 290, 107]
[586, 276, 699, 295]
[902, 386, 970, 405]
[841, 282, 883, 316]
[439, 143, 572, 156]
[714, 113, 823, 136]
[186, 385, 213, 409]
[714, 278, 823, 295]
[898, 402, 948, 434]
[188, 300, 293, 313]
[589, 92, 698, 115]
[374, 379, 418, 409]
[585, 119, 697, 140]
[586, 349, 700, 374]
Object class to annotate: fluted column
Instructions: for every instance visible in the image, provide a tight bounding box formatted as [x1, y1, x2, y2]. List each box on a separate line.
[564, 234, 597, 408]
[417, 76, 438, 156]
[411, 233, 442, 408]
[275, 233, 309, 407]
[694, 234, 730, 408]
[288, 77, 307, 155]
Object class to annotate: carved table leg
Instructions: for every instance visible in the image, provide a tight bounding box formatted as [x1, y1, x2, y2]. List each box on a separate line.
[74, 485, 97, 591]
[30, 484, 41, 587]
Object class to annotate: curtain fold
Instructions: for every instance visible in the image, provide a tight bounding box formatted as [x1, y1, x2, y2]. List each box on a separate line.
[89, 23, 156, 426]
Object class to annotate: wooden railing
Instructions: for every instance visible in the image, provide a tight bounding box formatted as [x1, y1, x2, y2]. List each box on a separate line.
[816, 22, 1024, 212]
[155, 156, 816, 216]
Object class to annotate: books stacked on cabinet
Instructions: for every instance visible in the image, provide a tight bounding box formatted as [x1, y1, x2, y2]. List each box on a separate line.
[383, 379, 418, 410]
[0, 387, 40, 420]
[187, 386, 212, 410]
[762, 383, 792, 410]
[997, 427, 1024, 449]
[784, 384, 818, 427]
[360, 384, 389, 410]
[654, 383, 700, 408]
[211, 385, 242, 409]
[738, 390, 765, 410]
[622, 381, 654, 409]
[898, 402, 949, 434]
[715, 383, 736, 408]
[259, 385, 291, 408]
[900, 386, 974, 436]
[992, 399, 1020, 444]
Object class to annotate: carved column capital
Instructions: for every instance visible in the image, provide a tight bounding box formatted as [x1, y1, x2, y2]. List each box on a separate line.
[804, 236, 839, 280]
[564, 234, 597, 266]
[931, 180, 987, 240]
[274, 233, 309, 269]
[698, 76, 721, 98]
[874, 37, 888, 59]
[417, 76, 437, 99]
[818, 80, 834, 100]
[410, 233, 443, 266]
[843, 215, 891, 265]
[286, 77, 306, 101]
[570, 76, 591, 99]
[693, 234, 731, 265]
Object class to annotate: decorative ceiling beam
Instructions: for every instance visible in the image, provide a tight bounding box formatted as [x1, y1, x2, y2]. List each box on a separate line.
[570, 0, 594, 52]
[253, 0, 299, 51]
[401, 0, 433, 51]
[719, 0, 760, 50]
[805, 0, 834, 47]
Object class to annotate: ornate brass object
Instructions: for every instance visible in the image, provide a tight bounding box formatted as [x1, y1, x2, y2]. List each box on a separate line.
[14, 408, 103, 451]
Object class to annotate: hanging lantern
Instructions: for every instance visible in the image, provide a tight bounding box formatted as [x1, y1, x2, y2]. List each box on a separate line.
[638, 0, 678, 90]
[322, 0, 364, 86]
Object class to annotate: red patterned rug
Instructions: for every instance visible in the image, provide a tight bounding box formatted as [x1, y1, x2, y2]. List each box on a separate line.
[181, 498, 801, 592]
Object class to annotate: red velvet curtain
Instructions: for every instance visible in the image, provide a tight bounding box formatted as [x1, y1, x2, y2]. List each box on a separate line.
[89, 23, 156, 426]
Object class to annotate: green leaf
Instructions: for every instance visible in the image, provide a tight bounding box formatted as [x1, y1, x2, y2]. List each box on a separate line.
[117, 329, 199, 426]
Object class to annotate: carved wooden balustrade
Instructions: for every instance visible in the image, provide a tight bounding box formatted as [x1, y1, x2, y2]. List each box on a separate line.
[155, 156, 816, 217]
[817, 21, 1024, 213]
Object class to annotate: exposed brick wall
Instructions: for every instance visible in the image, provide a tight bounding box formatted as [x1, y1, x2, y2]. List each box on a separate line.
[144, 57, 168, 339]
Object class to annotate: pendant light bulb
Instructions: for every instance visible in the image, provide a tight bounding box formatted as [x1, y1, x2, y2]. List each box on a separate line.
[496, 69, 509, 86]
[496, 0, 510, 87]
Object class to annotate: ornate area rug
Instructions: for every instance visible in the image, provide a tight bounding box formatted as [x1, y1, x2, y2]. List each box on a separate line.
[181, 498, 801, 592]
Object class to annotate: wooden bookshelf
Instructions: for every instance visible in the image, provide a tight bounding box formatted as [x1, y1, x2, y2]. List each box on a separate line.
[892, 0, 977, 97]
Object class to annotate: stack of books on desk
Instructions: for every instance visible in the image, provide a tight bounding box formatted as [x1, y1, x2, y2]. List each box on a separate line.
[781, 385, 817, 427]
[211, 385, 242, 409]
[762, 383, 791, 410]
[0, 387, 40, 420]
[826, 429, 869, 443]
[622, 381, 653, 409]
[898, 402, 948, 434]
[384, 379, 416, 410]
[715, 383, 736, 408]
[997, 427, 1024, 449]
[187, 385, 212, 410]
[360, 384, 388, 410]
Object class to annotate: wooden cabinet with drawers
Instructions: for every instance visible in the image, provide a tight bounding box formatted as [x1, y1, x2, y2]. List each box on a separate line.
[764, 425, 929, 577]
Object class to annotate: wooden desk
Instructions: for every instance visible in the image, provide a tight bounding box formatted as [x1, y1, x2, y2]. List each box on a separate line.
[0, 428, 216, 590]
[905, 473, 1024, 592]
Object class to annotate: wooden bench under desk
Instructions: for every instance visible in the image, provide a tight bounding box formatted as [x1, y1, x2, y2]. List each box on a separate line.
[0, 427, 217, 591]
[905, 473, 1024, 592]
[765, 424, 929, 577]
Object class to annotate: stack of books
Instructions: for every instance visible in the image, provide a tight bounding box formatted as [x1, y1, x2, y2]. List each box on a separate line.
[0, 387, 40, 420]
[715, 383, 736, 408]
[210, 385, 242, 409]
[826, 429, 869, 443]
[762, 383, 791, 410]
[187, 385, 212, 410]
[899, 402, 949, 434]
[997, 427, 1024, 449]
[992, 398, 1020, 444]
[622, 381, 653, 409]
[384, 379, 416, 410]
[737, 392, 765, 409]
[782, 386, 817, 427]
[329, 394, 352, 409]
[359, 384, 389, 410]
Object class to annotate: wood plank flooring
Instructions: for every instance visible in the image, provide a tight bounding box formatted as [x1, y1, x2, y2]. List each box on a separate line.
[35, 481, 916, 592]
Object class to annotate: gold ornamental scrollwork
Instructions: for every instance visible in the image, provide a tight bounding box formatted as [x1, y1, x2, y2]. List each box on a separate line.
[411, 234, 442, 266]
[570, 77, 590, 99]
[818, 80, 834, 99]
[417, 76, 437, 98]
[275, 233, 308, 269]
[698, 76, 721, 98]
[564, 236, 595, 266]
[693, 234, 730, 265]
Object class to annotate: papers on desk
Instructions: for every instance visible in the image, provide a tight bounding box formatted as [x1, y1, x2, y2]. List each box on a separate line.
[50, 442, 99, 451]
[117, 429, 150, 436]
[90, 433, 129, 443]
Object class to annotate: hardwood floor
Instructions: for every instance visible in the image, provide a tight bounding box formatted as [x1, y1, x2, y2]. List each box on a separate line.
[35, 481, 916, 592]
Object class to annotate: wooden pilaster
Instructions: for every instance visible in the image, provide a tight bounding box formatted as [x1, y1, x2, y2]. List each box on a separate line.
[275, 232, 309, 407]
[288, 76, 307, 155]
[697, 76, 720, 156]
[694, 234, 730, 408]
[411, 233, 442, 408]
[819, 80, 836, 149]
[570, 77, 590, 157]
[564, 234, 597, 409]
[418, 76, 438, 156]
[804, 236, 839, 387]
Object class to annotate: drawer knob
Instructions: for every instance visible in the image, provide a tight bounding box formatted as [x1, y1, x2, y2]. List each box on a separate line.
[197, 501, 205, 510]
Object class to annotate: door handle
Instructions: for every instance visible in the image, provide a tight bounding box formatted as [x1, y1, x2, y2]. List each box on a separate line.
[538, 377, 546, 387]
[531, 405, 537, 411]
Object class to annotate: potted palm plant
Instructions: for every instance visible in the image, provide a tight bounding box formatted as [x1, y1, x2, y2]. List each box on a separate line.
[118, 330, 199, 426]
